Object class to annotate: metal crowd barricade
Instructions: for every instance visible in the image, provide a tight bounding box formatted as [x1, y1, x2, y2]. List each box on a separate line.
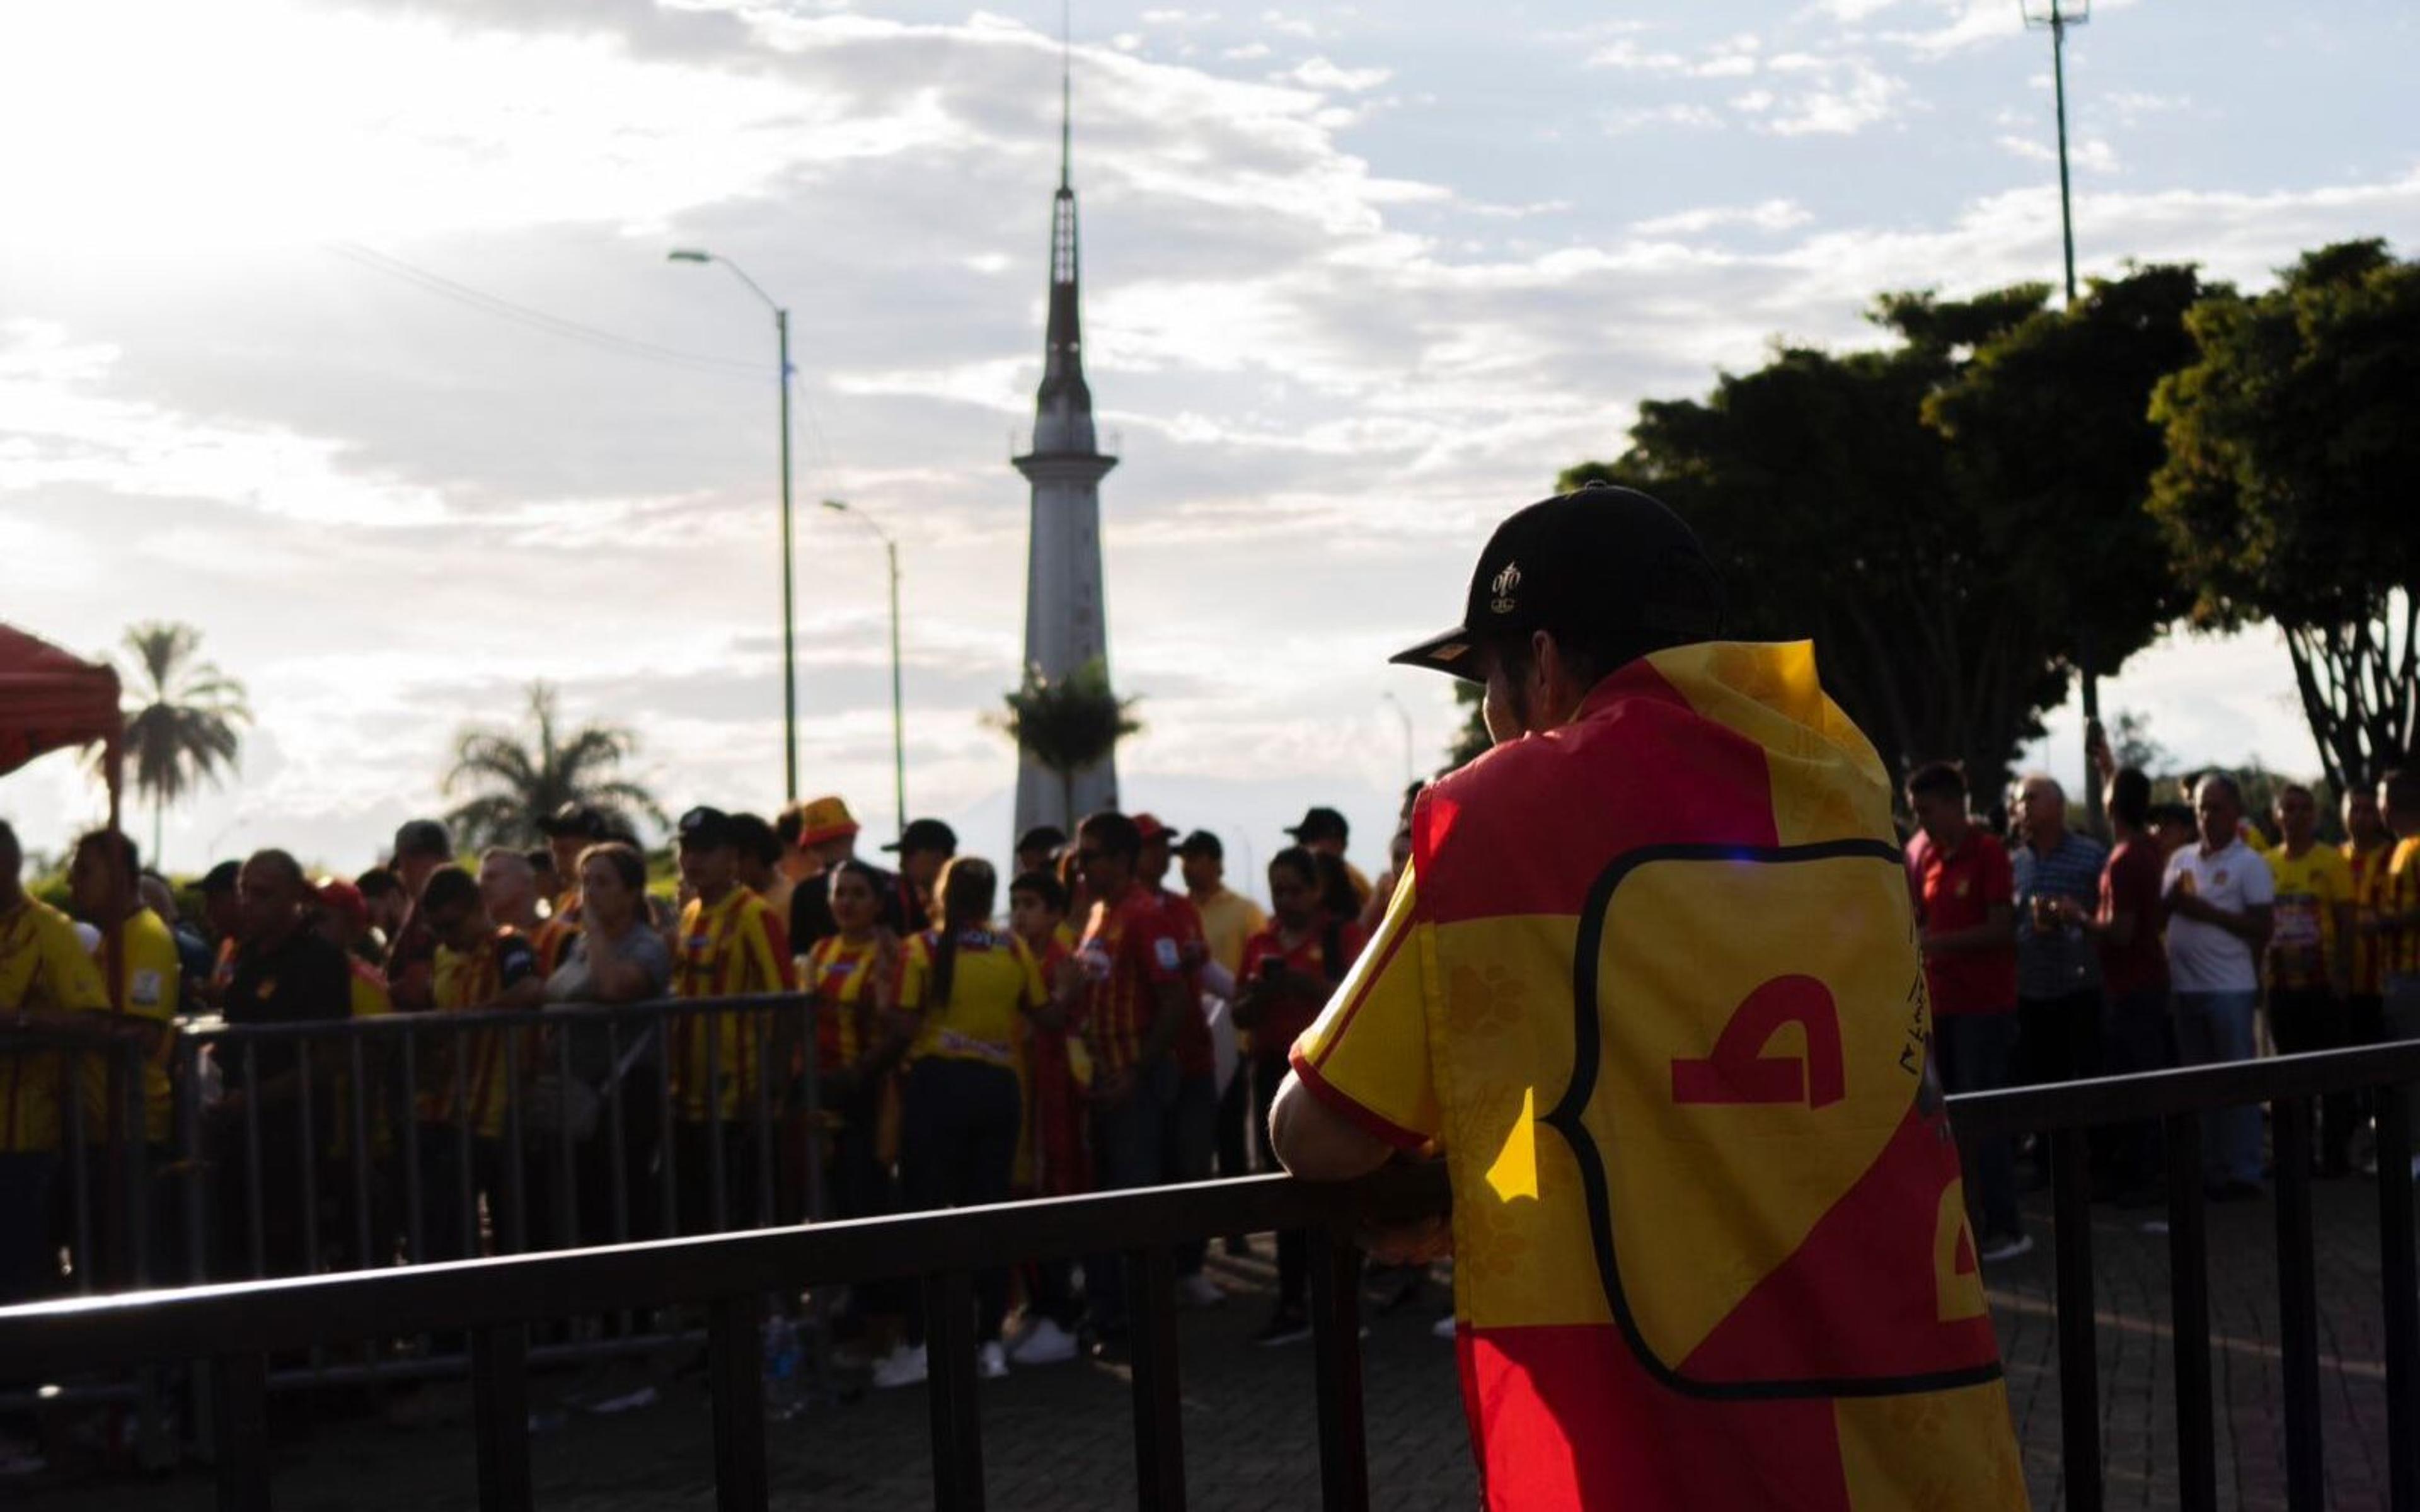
[0, 1028, 153, 1300]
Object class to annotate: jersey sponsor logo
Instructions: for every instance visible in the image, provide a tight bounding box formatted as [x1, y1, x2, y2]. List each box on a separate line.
[1153, 937, 1181, 971]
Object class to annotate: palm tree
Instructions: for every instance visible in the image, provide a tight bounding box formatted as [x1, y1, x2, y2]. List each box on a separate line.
[112, 622, 253, 864]
[441, 682, 667, 849]
[991, 659, 1142, 827]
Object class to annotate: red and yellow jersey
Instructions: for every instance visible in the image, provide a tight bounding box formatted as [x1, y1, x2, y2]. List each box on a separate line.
[417, 928, 539, 1138]
[1291, 642, 2023, 1510]
[2390, 837, 2420, 980]
[901, 928, 1043, 1069]
[2348, 839, 2396, 995]
[1077, 885, 1207, 1080]
[533, 915, 578, 979]
[333, 958, 395, 1157]
[2266, 843, 2352, 992]
[0, 897, 112, 1154]
[804, 933, 885, 1077]
[1239, 915, 1366, 1050]
[672, 886, 796, 1123]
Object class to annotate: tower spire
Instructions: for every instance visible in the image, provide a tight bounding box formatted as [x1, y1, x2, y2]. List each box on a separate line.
[1059, 0, 1072, 192]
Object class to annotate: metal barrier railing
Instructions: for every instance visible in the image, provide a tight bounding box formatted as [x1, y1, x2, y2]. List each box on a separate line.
[0, 1029, 153, 1296]
[5, 1032, 2419, 1511]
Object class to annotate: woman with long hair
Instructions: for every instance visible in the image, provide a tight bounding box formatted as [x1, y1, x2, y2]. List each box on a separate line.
[1234, 845, 1367, 1345]
[797, 859, 912, 1222]
[870, 856, 1052, 1389]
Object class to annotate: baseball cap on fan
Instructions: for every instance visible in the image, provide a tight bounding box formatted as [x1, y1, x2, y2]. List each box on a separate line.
[1388, 481, 1725, 682]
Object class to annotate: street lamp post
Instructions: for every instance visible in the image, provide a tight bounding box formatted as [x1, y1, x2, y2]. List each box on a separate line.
[822, 499, 907, 841]
[669, 248, 798, 801]
[2019, 0, 2103, 831]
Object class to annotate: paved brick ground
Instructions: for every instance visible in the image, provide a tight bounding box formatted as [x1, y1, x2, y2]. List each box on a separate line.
[18, 1174, 2413, 1510]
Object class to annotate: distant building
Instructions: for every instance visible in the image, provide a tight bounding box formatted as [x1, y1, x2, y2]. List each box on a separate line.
[1013, 44, 1120, 836]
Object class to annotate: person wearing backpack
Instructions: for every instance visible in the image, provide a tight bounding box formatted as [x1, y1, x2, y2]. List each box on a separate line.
[1233, 845, 1365, 1345]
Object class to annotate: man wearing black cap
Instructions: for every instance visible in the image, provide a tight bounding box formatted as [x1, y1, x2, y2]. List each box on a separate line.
[385, 818, 456, 1012]
[1269, 483, 2024, 1508]
[1282, 807, 1373, 908]
[883, 818, 957, 934]
[536, 803, 609, 923]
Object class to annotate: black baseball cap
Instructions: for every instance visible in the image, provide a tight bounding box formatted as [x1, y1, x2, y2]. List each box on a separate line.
[199, 859, 241, 895]
[882, 818, 958, 857]
[393, 818, 453, 861]
[1177, 829, 1223, 861]
[538, 802, 609, 839]
[676, 806, 736, 849]
[1390, 481, 1724, 682]
[1284, 807, 1350, 844]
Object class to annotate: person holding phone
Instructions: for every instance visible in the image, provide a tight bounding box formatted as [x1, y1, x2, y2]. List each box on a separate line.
[1233, 846, 1366, 1344]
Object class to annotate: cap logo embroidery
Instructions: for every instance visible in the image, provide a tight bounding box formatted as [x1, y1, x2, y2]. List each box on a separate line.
[1490, 562, 1522, 614]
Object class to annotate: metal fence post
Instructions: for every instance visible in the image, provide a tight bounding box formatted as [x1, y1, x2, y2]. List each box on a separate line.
[923, 1269, 985, 1510]
[1126, 1246, 1186, 1512]
[2162, 1111, 2216, 1512]
[708, 1293, 769, 1512]
[2051, 1123, 2101, 1512]
[471, 1323, 534, 1512]
[2272, 1096, 2324, 1510]
[2375, 1083, 2419, 1512]
[1308, 1227, 1369, 1512]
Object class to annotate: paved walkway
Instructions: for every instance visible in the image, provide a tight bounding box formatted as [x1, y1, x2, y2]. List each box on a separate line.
[17, 1175, 2413, 1510]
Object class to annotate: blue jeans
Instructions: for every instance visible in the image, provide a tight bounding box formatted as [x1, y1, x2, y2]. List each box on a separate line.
[1936, 1012, 2020, 1239]
[2174, 990, 2262, 1186]
[1085, 1060, 1215, 1336]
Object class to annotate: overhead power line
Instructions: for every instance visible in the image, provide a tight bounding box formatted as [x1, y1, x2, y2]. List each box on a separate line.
[329, 241, 765, 379]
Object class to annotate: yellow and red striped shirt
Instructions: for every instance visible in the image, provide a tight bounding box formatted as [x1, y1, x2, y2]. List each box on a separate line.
[2348, 839, 2395, 996]
[673, 886, 795, 1123]
[1076, 885, 1206, 1080]
[1292, 642, 2023, 1510]
[804, 932, 885, 1078]
[417, 928, 539, 1138]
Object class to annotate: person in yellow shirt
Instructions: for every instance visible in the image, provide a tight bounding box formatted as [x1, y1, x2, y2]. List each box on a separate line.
[1, 820, 112, 1302]
[872, 857, 1049, 1389]
[2345, 786, 2396, 1053]
[670, 806, 796, 1235]
[2266, 786, 2358, 1172]
[66, 830, 180, 1154]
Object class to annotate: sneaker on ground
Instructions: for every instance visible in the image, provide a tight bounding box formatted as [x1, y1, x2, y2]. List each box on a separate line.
[870, 1343, 928, 1390]
[1177, 1273, 1226, 1309]
[1431, 1314, 1458, 1341]
[978, 1341, 1008, 1380]
[1253, 1310, 1312, 1348]
[1010, 1317, 1079, 1366]
[1978, 1232, 2034, 1263]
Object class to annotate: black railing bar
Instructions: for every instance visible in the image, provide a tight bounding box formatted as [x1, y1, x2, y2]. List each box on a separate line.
[1126, 1245, 1186, 1512]
[241, 1041, 265, 1280]
[0, 1165, 1448, 1378]
[1950, 1040, 2420, 1137]
[2273, 1096, 2325, 1511]
[182, 992, 824, 1041]
[64, 1051, 91, 1295]
[2051, 1125, 2101, 1512]
[1308, 1228, 1369, 1512]
[923, 1269, 984, 1511]
[2162, 1111, 2217, 1512]
[471, 1323, 534, 1512]
[2374, 1085, 2419, 1512]
[502, 1024, 527, 1254]
[707, 1294, 769, 1512]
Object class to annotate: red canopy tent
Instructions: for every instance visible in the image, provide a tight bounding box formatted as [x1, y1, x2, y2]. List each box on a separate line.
[0, 622, 127, 992]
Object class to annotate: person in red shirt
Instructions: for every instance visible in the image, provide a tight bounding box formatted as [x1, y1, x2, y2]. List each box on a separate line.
[2056, 767, 2171, 1203]
[1073, 811, 1216, 1349]
[1904, 761, 2025, 1261]
[1234, 846, 1366, 1344]
[1006, 869, 1090, 1366]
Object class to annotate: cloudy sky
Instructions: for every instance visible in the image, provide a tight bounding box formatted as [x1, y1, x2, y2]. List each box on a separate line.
[3, 0, 2413, 885]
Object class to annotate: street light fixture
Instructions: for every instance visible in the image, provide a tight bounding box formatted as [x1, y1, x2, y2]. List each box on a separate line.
[821, 498, 907, 842]
[669, 247, 799, 801]
[2019, 0, 2090, 306]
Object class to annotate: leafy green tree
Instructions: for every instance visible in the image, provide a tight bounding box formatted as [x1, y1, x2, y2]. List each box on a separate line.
[1561, 285, 2065, 793]
[1923, 264, 2213, 824]
[992, 659, 1141, 827]
[112, 621, 252, 865]
[2149, 240, 2420, 792]
[1446, 680, 1491, 771]
[441, 682, 665, 849]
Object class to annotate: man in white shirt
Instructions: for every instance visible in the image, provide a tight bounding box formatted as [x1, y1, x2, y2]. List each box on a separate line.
[2164, 772, 2276, 1199]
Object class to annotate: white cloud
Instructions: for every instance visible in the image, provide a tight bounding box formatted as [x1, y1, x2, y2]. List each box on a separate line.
[1223, 41, 1271, 59]
[1603, 103, 1727, 135]
[1759, 55, 1911, 135]
[1633, 199, 1816, 236]
[1282, 56, 1394, 92]
[1260, 9, 1318, 39]
[1997, 133, 2121, 173]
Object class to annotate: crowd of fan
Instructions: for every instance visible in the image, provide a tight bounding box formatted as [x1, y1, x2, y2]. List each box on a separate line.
[0, 791, 1412, 1390]
[1906, 754, 2420, 1266]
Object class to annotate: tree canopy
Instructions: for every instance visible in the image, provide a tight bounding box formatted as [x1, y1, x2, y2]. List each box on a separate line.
[993, 658, 1141, 823]
[2148, 239, 2420, 791]
[441, 682, 666, 849]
